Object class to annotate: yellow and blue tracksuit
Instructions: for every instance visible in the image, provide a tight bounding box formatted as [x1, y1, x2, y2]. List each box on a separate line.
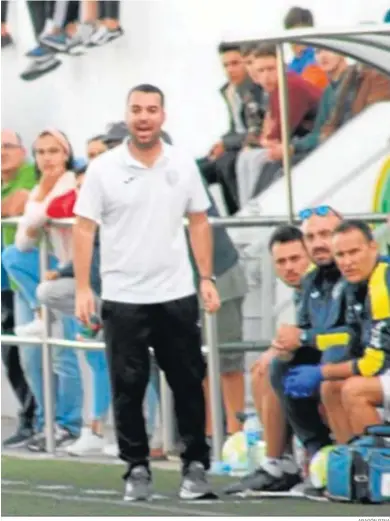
[346, 259, 390, 378]
[296, 263, 356, 364]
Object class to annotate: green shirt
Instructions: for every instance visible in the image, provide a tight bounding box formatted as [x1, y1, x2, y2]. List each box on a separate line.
[1, 162, 37, 247]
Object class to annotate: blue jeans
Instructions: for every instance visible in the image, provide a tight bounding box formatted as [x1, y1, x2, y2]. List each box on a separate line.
[2, 245, 83, 435]
[84, 349, 111, 420]
[269, 347, 332, 457]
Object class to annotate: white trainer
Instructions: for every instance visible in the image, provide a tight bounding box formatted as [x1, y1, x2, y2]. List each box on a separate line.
[65, 428, 107, 456]
[103, 443, 119, 458]
[14, 317, 44, 337]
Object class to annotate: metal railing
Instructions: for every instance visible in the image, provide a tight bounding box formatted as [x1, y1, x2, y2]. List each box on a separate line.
[1, 212, 388, 460]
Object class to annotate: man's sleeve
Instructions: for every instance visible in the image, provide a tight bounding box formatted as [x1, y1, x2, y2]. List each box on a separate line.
[186, 160, 211, 214]
[352, 266, 390, 376]
[73, 162, 104, 224]
[298, 277, 353, 350]
[268, 75, 321, 141]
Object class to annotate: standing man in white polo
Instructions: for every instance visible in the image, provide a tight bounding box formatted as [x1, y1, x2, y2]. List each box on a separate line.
[73, 84, 221, 501]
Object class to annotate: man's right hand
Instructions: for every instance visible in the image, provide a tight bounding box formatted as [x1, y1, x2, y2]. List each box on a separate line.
[75, 286, 95, 325]
[45, 270, 59, 281]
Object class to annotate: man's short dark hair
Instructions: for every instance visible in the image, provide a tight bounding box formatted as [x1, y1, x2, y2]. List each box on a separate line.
[88, 134, 105, 144]
[127, 84, 165, 107]
[268, 225, 304, 251]
[333, 219, 374, 242]
[284, 6, 314, 29]
[240, 43, 257, 57]
[254, 42, 277, 59]
[218, 42, 241, 54]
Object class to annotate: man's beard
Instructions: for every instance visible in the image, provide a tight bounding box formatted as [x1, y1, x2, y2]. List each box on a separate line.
[130, 131, 160, 150]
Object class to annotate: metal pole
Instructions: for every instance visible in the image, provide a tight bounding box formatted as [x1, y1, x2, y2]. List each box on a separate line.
[159, 370, 175, 454]
[276, 43, 294, 224]
[39, 233, 56, 454]
[204, 312, 224, 462]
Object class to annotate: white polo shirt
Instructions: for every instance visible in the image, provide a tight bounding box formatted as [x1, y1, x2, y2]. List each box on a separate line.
[74, 140, 210, 304]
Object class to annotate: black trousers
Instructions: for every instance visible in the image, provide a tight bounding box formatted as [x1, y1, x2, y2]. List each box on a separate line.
[270, 347, 332, 457]
[26, 0, 55, 39]
[1, 290, 35, 431]
[99, 0, 120, 20]
[102, 294, 209, 473]
[197, 151, 239, 215]
[1, 0, 8, 24]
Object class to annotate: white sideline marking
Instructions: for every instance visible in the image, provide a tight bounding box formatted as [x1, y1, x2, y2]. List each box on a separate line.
[2, 489, 228, 516]
[1, 480, 27, 486]
[36, 485, 73, 491]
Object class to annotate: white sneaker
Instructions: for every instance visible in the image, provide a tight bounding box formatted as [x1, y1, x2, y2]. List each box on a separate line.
[14, 317, 44, 337]
[103, 443, 119, 458]
[65, 428, 107, 456]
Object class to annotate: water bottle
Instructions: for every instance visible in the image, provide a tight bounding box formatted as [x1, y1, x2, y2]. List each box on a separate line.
[243, 413, 262, 473]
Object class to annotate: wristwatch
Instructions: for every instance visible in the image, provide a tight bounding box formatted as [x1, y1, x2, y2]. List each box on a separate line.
[299, 330, 308, 345]
[201, 275, 217, 283]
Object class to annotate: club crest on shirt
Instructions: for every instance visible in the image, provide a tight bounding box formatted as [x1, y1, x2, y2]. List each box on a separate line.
[165, 169, 179, 186]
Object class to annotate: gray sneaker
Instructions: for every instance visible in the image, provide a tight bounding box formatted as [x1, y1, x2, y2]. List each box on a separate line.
[179, 461, 214, 500]
[3, 427, 34, 448]
[123, 466, 152, 501]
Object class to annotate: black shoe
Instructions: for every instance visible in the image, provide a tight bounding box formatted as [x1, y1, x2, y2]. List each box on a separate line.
[224, 466, 301, 495]
[20, 54, 62, 81]
[3, 427, 34, 448]
[179, 461, 216, 500]
[27, 426, 77, 452]
[303, 486, 328, 502]
[123, 466, 153, 501]
[1, 33, 13, 48]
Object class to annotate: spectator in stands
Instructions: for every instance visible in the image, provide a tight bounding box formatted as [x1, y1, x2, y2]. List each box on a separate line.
[36, 166, 111, 456]
[289, 50, 348, 158]
[189, 178, 248, 440]
[1, 130, 37, 447]
[286, 221, 390, 443]
[87, 135, 107, 161]
[2, 129, 83, 452]
[87, 0, 123, 47]
[320, 64, 390, 141]
[236, 43, 321, 207]
[240, 44, 269, 148]
[284, 6, 328, 90]
[197, 43, 265, 214]
[226, 225, 310, 495]
[21, 1, 62, 81]
[384, 9, 390, 23]
[1, 0, 12, 48]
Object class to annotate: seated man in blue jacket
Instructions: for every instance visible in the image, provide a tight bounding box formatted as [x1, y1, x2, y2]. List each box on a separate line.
[285, 220, 390, 441]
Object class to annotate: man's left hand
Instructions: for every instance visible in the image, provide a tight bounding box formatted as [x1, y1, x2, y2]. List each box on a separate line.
[200, 279, 220, 313]
[284, 365, 323, 398]
[275, 324, 302, 351]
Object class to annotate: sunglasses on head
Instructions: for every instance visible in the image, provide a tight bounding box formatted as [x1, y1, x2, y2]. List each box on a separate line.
[299, 205, 333, 221]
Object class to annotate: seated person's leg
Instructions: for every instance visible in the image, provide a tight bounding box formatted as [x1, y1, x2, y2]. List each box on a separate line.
[341, 376, 385, 436]
[236, 148, 268, 208]
[52, 317, 83, 437]
[251, 348, 289, 462]
[319, 345, 354, 444]
[320, 381, 352, 443]
[13, 291, 44, 433]
[2, 245, 59, 335]
[270, 348, 332, 458]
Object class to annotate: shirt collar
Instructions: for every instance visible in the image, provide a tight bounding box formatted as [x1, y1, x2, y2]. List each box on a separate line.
[122, 138, 172, 168]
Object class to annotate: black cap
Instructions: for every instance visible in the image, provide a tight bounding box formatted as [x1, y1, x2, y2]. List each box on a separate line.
[102, 121, 129, 144]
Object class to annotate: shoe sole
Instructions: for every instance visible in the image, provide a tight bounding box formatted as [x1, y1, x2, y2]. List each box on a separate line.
[20, 60, 62, 81]
[3, 439, 32, 449]
[179, 490, 217, 500]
